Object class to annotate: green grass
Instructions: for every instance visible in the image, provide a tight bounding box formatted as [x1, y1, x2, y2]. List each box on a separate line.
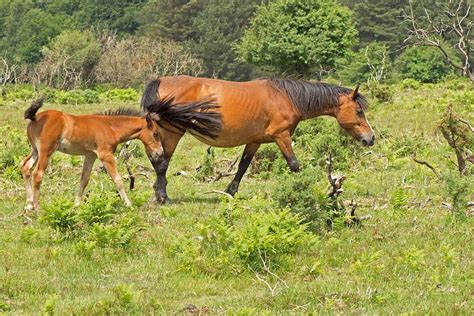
[0, 81, 473, 314]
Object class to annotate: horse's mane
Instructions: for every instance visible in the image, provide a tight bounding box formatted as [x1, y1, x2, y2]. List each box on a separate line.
[98, 108, 144, 117]
[267, 78, 368, 115]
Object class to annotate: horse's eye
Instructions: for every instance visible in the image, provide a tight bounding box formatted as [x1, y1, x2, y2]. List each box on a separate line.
[356, 108, 364, 116]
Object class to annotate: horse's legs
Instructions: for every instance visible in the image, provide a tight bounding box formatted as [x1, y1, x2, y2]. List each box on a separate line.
[226, 143, 260, 196]
[274, 133, 300, 172]
[152, 131, 183, 204]
[31, 148, 54, 210]
[20, 149, 38, 210]
[99, 153, 131, 207]
[74, 154, 96, 207]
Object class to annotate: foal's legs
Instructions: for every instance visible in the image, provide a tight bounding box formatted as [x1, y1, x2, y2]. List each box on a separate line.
[274, 133, 300, 172]
[226, 143, 260, 196]
[74, 154, 96, 207]
[32, 146, 55, 210]
[20, 149, 38, 210]
[98, 153, 132, 207]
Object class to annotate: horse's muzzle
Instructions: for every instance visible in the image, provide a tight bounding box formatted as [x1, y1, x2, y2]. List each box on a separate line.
[362, 135, 375, 146]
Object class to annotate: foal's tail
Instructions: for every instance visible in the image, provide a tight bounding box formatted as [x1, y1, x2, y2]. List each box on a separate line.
[147, 97, 222, 139]
[24, 97, 44, 121]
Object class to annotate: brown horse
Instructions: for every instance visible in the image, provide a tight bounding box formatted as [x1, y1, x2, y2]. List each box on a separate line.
[141, 75, 375, 203]
[20, 97, 221, 211]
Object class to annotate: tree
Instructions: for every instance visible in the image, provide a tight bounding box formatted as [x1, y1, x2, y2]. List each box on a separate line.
[36, 30, 101, 88]
[393, 46, 454, 83]
[237, 0, 358, 78]
[192, 0, 266, 80]
[73, 0, 146, 35]
[139, 0, 207, 43]
[404, 0, 474, 81]
[352, 0, 408, 52]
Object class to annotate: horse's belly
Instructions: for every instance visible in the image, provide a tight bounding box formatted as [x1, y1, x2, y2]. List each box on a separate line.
[57, 138, 90, 155]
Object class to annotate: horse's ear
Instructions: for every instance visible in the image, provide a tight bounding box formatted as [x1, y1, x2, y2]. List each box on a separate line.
[146, 113, 153, 128]
[351, 84, 360, 100]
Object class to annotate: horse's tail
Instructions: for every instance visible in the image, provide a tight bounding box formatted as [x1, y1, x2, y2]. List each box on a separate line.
[147, 97, 222, 139]
[141, 79, 160, 112]
[24, 97, 44, 121]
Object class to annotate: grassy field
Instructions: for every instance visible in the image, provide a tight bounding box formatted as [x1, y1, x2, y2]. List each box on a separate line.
[0, 81, 473, 315]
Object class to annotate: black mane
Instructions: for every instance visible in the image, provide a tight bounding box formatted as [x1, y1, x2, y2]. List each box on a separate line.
[267, 78, 368, 115]
[98, 108, 144, 117]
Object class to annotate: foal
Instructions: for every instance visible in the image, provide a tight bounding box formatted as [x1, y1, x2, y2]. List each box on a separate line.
[20, 97, 221, 211]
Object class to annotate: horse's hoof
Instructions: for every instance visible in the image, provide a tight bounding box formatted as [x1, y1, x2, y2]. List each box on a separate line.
[153, 196, 171, 204]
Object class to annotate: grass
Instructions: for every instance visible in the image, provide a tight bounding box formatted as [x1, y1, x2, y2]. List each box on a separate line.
[0, 81, 473, 314]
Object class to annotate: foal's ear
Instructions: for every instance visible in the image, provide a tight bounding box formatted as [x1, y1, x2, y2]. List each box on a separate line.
[351, 84, 360, 100]
[146, 113, 153, 128]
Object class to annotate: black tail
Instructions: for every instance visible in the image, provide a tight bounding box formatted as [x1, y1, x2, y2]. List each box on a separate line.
[147, 97, 222, 139]
[141, 79, 160, 112]
[24, 97, 44, 121]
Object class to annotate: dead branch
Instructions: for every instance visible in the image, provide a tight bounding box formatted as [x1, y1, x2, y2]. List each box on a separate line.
[411, 154, 442, 178]
[253, 251, 288, 297]
[119, 141, 136, 190]
[203, 190, 234, 199]
[326, 153, 347, 198]
[403, 0, 474, 81]
[458, 118, 474, 132]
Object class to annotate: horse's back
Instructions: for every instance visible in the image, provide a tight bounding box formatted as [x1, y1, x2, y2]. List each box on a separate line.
[157, 76, 299, 147]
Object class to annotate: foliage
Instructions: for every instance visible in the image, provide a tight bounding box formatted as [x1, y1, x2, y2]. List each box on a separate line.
[170, 196, 316, 274]
[389, 186, 408, 212]
[443, 171, 470, 216]
[95, 36, 202, 88]
[40, 192, 144, 250]
[366, 82, 393, 103]
[352, 0, 408, 52]
[237, 0, 358, 77]
[73, 0, 146, 35]
[271, 168, 335, 232]
[36, 30, 101, 89]
[394, 46, 454, 83]
[139, 0, 207, 42]
[0, 125, 29, 173]
[191, 0, 265, 80]
[338, 42, 392, 84]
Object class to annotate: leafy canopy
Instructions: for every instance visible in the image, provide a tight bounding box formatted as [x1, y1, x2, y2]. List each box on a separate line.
[237, 0, 358, 77]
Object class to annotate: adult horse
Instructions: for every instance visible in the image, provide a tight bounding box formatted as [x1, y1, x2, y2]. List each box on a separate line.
[141, 75, 375, 203]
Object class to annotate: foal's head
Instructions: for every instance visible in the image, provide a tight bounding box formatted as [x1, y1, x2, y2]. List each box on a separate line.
[335, 86, 375, 146]
[140, 113, 164, 161]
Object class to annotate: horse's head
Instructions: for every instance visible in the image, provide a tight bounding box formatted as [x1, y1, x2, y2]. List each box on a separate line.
[335, 85, 375, 146]
[141, 113, 164, 161]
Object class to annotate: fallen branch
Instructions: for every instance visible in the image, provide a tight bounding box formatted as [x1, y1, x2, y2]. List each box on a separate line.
[326, 153, 346, 198]
[203, 190, 234, 199]
[411, 154, 441, 178]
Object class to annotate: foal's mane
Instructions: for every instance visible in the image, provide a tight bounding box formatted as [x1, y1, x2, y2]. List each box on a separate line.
[98, 108, 144, 117]
[267, 78, 368, 115]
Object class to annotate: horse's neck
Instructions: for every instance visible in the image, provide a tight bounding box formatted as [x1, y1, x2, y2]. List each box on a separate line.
[301, 106, 337, 121]
[107, 116, 145, 143]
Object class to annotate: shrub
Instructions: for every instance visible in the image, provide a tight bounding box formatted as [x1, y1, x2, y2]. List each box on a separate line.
[272, 168, 337, 232]
[367, 82, 393, 103]
[36, 30, 101, 89]
[101, 88, 139, 101]
[400, 78, 421, 90]
[96, 36, 202, 88]
[169, 196, 316, 274]
[394, 46, 454, 83]
[293, 118, 360, 169]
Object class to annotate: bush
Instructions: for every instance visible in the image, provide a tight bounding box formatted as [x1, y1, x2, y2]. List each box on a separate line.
[293, 118, 360, 169]
[393, 46, 454, 83]
[367, 82, 393, 103]
[101, 88, 139, 102]
[338, 42, 392, 84]
[36, 30, 101, 89]
[95, 36, 202, 88]
[272, 168, 337, 232]
[41, 193, 144, 251]
[169, 196, 316, 274]
[0, 126, 30, 173]
[400, 78, 421, 90]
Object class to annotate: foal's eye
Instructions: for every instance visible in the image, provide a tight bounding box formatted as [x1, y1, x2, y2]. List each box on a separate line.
[356, 108, 364, 116]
